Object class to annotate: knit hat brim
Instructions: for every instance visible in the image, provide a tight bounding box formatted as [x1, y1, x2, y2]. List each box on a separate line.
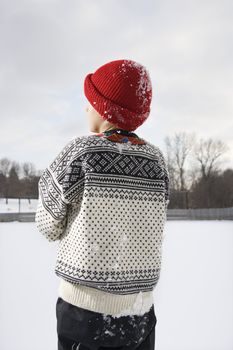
[84, 73, 150, 132]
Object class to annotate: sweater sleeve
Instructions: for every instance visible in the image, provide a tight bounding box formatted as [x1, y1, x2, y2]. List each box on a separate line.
[157, 149, 170, 210]
[35, 138, 81, 242]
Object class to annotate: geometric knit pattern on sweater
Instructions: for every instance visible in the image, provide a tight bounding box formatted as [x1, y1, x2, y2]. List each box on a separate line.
[35, 133, 170, 295]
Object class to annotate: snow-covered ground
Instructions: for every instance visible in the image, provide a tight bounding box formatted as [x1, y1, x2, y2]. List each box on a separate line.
[0, 197, 38, 213]
[0, 220, 232, 350]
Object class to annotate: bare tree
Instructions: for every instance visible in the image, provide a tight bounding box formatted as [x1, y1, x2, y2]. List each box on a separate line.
[193, 138, 229, 180]
[165, 131, 196, 191]
[22, 162, 36, 178]
[8, 163, 21, 197]
[10, 161, 21, 177]
[0, 157, 11, 176]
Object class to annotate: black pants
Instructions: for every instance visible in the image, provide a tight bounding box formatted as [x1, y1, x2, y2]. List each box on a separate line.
[56, 297, 157, 350]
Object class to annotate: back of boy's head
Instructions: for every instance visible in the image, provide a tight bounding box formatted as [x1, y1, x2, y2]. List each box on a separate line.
[84, 59, 152, 132]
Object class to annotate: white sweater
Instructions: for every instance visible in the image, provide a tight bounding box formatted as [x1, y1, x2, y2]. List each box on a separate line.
[35, 131, 170, 316]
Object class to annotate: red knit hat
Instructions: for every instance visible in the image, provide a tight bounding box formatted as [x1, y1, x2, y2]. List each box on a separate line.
[84, 59, 152, 131]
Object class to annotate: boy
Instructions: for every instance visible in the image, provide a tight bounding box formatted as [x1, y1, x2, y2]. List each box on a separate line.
[35, 59, 170, 350]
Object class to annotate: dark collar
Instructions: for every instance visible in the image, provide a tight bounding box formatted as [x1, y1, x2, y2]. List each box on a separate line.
[102, 128, 138, 137]
[96, 128, 146, 144]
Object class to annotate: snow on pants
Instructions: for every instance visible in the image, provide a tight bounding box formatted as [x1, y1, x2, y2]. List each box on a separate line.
[56, 296, 157, 350]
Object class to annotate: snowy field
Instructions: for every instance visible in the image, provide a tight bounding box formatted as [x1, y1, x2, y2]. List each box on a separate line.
[0, 220, 232, 350]
[0, 197, 38, 213]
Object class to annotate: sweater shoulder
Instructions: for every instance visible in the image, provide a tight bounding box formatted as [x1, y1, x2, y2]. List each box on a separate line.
[139, 138, 166, 161]
[72, 134, 104, 148]
[71, 135, 167, 170]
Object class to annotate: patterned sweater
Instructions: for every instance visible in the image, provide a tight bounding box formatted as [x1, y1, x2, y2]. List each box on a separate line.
[35, 130, 170, 316]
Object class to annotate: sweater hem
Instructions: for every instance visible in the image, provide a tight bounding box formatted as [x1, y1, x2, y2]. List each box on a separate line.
[58, 278, 154, 317]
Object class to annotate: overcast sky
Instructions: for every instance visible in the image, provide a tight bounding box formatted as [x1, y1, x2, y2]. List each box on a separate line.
[0, 0, 232, 172]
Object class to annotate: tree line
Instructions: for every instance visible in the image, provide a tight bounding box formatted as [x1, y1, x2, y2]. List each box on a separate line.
[0, 131, 232, 208]
[165, 131, 233, 208]
[0, 158, 40, 203]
